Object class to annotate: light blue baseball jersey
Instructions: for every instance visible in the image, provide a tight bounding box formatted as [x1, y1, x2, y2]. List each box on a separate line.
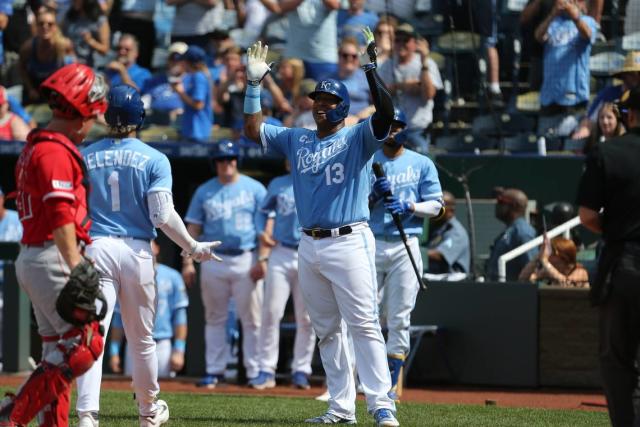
[82, 138, 173, 240]
[260, 174, 300, 247]
[112, 263, 189, 340]
[0, 209, 22, 283]
[369, 149, 443, 237]
[259, 117, 385, 229]
[185, 175, 267, 251]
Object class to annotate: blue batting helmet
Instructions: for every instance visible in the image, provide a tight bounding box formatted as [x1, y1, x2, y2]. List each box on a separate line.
[309, 79, 350, 123]
[211, 139, 240, 160]
[389, 108, 408, 145]
[105, 84, 145, 129]
[392, 108, 408, 128]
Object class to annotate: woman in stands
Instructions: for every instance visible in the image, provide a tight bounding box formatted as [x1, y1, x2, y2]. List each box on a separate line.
[519, 235, 589, 287]
[19, 7, 74, 104]
[0, 86, 30, 141]
[62, 0, 110, 67]
[584, 102, 626, 154]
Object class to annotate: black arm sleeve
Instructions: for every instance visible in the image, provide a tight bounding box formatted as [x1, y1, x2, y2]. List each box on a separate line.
[364, 66, 395, 139]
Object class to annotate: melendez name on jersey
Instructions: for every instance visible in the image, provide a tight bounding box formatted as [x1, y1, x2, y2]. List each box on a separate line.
[259, 117, 385, 229]
[369, 149, 443, 237]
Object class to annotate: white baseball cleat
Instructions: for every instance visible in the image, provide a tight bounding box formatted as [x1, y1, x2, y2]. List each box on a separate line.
[314, 389, 330, 402]
[78, 411, 99, 427]
[139, 400, 169, 427]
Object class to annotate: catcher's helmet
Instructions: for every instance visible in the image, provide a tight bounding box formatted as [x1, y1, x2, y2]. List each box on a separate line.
[40, 63, 108, 119]
[211, 139, 240, 160]
[309, 79, 350, 123]
[105, 84, 146, 130]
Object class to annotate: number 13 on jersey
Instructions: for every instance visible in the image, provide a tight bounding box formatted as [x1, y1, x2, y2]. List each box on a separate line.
[324, 162, 344, 185]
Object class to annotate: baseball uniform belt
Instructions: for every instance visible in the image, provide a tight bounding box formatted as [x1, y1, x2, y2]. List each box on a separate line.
[303, 225, 353, 239]
[216, 248, 251, 256]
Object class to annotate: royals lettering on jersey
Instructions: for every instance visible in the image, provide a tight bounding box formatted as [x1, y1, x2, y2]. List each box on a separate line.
[260, 117, 386, 229]
[185, 175, 267, 251]
[369, 149, 443, 237]
[112, 263, 188, 341]
[260, 174, 301, 246]
[82, 138, 173, 240]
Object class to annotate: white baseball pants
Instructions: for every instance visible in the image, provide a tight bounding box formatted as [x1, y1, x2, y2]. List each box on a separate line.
[257, 244, 315, 375]
[298, 225, 395, 417]
[375, 237, 422, 356]
[200, 251, 263, 379]
[76, 237, 160, 417]
[124, 339, 173, 378]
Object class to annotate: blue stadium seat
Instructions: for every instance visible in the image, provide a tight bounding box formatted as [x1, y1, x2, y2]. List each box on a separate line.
[503, 133, 537, 153]
[563, 138, 587, 153]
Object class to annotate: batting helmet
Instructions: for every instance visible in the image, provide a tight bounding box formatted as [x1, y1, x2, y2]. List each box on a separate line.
[211, 139, 240, 160]
[392, 108, 408, 128]
[40, 63, 108, 119]
[309, 79, 350, 123]
[105, 84, 146, 130]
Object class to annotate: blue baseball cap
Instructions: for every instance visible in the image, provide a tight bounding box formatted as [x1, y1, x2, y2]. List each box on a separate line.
[181, 45, 206, 63]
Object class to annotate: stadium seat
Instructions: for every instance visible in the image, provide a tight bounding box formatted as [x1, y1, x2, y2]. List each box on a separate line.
[563, 138, 587, 153]
[516, 92, 541, 113]
[139, 125, 179, 142]
[435, 133, 494, 153]
[621, 32, 640, 51]
[503, 133, 538, 153]
[436, 32, 482, 54]
[499, 113, 537, 135]
[590, 51, 625, 77]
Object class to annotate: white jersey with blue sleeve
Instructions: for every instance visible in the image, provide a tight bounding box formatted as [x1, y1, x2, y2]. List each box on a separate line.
[185, 175, 267, 251]
[259, 117, 386, 229]
[153, 263, 189, 340]
[369, 149, 443, 237]
[261, 174, 300, 247]
[82, 138, 173, 240]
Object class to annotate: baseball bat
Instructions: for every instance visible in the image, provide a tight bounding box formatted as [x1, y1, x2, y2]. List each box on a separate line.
[372, 162, 427, 290]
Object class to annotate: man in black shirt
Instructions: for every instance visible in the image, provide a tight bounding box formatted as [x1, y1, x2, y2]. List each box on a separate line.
[576, 87, 640, 427]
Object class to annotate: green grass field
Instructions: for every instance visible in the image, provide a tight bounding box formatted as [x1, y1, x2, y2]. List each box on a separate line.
[7, 389, 608, 426]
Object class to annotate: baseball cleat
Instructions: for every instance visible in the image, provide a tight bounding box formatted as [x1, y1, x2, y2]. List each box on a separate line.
[373, 409, 399, 427]
[78, 411, 99, 427]
[197, 374, 223, 389]
[314, 389, 330, 402]
[139, 399, 169, 427]
[249, 371, 276, 389]
[292, 371, 311, 389]
[304, 412, 356, 424]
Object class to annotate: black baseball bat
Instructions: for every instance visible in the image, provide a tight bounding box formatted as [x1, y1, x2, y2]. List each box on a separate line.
[372, 162, 427, 290]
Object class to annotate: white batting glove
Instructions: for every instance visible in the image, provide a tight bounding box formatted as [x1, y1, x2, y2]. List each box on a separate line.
[181, 241, 223, 263]
[359, 27, 378, 69]
[246, 41, 271, 84]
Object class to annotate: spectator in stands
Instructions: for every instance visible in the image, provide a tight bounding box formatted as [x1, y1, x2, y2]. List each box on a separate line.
[263, 58, 305, 118]
[109, 240, 189, 378]
[328, 36, 371, 125]
[5, 94, 35, 129]
[373, 15, 396, 66]
[19, 7, 74, 104]
[261, 0, 339, 80]
[216, 46, 246, 130]
[284, 78, 316, 130]
[426, 191, 470, 276]
[485, 187, 538, 281]
[572, 51, 640, 140]
[62, 0, 109, 67]
[230, 0, 270, 48]
[337, 0, 379, 45]
[365, 0, 414, 22]
[378, 23, 442, 153]
[105, 33, 152, 91]
[116, 0, 156, 70]
[0, 0, 12, 70]
[0, 86, 30, 141]
[169, 0, 225, 49]
[142, 42, 188, 123]
[535, 0, 598, 137]
[583, 102, 626, 154]
[173, 45, 213, 142]
[519, 235, 589, 287]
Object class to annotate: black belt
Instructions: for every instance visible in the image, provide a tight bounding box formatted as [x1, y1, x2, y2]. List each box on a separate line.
[302, 226, 353, 239]
[281, 242, 299, 250]
[216, 248, 249, 256]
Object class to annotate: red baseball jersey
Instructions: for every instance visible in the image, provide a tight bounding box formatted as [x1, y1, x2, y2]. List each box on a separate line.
[15, 129, 92, 245]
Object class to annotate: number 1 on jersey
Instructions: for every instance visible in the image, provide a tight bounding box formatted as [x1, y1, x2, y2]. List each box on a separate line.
[107, 170, 121, 211]
[324, 163, 345, 185]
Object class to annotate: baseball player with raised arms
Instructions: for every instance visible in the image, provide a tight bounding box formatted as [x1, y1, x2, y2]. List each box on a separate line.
[182, 140, 267, 388]
[108, 240, 189, 379]
[244, 28, 400, 426]
[75, 84, 222, 427]
[249, 160, 316, 390]
[369, 108, 443, 401]
[0, 64, 108, 427]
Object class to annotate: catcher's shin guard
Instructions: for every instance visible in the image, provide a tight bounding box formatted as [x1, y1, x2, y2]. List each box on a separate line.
[7, 322, 103, 426]
[387, 354, 405, 401]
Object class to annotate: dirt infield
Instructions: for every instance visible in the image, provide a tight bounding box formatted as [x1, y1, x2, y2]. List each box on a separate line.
[0, 374, 607, 412]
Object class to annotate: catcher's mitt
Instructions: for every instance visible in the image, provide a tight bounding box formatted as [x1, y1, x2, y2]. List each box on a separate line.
[56, 260, 107, 326]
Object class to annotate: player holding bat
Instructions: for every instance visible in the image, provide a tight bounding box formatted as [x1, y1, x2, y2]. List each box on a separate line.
[368, 108, 443, 401]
